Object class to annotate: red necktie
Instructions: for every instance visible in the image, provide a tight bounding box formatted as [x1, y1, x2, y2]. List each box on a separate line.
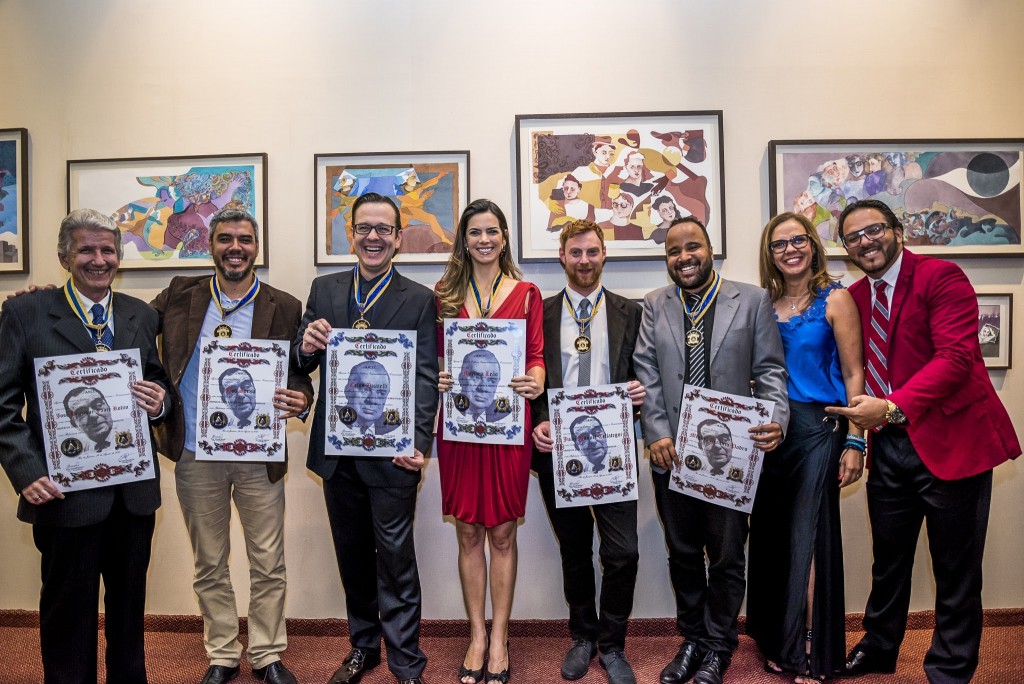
[865, 280, 890, 398]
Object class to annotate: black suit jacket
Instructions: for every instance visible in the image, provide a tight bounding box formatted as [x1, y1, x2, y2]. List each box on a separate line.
[531, 288, 642, 470]
[0, 288, 170, 527]
[293, 268, 439, 487]
[150, 275, 314, 483]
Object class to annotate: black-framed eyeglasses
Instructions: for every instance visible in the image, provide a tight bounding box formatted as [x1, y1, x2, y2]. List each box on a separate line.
[353, 223, 396, 236]
[841, 222, 889, 246]
[700, 434, 732, 448]
[768, 235, 810, 253]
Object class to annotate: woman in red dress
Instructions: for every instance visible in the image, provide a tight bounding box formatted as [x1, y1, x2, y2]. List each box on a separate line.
[436, 199, 545, 684]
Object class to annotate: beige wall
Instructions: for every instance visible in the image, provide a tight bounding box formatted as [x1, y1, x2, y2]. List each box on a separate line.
[0, 0, 1021, 621]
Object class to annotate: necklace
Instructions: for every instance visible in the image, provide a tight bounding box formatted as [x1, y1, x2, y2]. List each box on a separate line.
[782, 293, 810, 310]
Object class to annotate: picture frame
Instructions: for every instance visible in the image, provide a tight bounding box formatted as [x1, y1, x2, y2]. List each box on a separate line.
[976, 291, 1013, 369]
[0, 128, 30, 273]
[515, 111, 726, 262]
[314, 151, 470, 266]
[67, 153, 268, 271]
[768, 139, 1024, 258]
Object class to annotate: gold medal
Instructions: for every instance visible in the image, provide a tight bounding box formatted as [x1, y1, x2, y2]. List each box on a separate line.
[214, 324, 233, 338]
[95, 343, 111, 352]
[353, 318, 370, 330]
[574, 335, 591, 353]
[685, 329, 703, 347]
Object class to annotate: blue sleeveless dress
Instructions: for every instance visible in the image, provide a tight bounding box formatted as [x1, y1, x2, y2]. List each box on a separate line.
[747, 283, 849, 678]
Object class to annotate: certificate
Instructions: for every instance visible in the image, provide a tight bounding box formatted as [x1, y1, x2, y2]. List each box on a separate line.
[442, 318, 526, 445]
[195, 337, 288, 462]
[325, 329, 417, 457]
[548, 383, 639, 508]
[34, 349, 155, 492]
[668, 385, 776, 513]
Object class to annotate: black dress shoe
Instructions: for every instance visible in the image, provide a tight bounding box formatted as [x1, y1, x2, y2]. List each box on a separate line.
[328, 648, 381, 684]
[843, 648, 897, 676]
[561, 637, 596, 680]
[398, 679, 424, 684]
[252, 660, 298, 684]
[660, 641, 701, 684]
[199, 664, 240, 684]
[692, 650, 724, 684]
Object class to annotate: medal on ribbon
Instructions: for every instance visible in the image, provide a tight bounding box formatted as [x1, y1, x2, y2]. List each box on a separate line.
[563, 287, 604, 354]
[64, 279, 113, 352]
[469, 272, 504, 318]
[353, 264, 394, 329]
[210, 274, 260, 338]
[678, 271, 721, 347]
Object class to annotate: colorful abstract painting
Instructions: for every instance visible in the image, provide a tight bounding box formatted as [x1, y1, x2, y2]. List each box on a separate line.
[314, 151, 469, 265]
[516, 112, 725, 262]
[0, 128, 29, 273]
[769, 140, 1024, 257]
[68, 153, 267, 271]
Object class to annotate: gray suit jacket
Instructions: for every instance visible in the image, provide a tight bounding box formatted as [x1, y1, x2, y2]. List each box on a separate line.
[0, 288, 170, 526]
[633, 278, 789, 469]
[292, 268, 439, 488]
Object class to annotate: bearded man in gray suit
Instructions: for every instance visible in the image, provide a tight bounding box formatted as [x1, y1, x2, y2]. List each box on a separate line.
[633, 217, 789, 684]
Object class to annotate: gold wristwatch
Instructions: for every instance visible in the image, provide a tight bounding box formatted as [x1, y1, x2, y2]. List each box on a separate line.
[885, 399, 907, 425]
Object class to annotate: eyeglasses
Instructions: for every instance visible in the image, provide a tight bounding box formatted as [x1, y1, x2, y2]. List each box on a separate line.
[575, 428, 605, 444]
[353, 223, 396, 236]
[700, 434, 732, 448]
[768, 235, 810, 253]
[841, 222, 890, 246]
[71, 399, 109, 422]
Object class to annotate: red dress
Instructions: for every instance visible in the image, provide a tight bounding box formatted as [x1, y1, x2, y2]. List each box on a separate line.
[436, 281, 545, 527]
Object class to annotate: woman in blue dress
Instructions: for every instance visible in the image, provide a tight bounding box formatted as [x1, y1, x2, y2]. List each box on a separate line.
[747, 212, 866, 682]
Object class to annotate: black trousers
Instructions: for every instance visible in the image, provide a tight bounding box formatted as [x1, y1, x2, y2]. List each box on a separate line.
[32, 494, 155, 684]
[652, 469, 748, 660]
[323, 460, 426, 680]
[535, 461, 639, 653]
[857, 427, 992, 684]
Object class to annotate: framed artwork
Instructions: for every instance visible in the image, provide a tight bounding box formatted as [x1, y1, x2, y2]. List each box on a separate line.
[67, 153, 268, 271]
[768, 139, 1024, 258]
[976, 291, 1013, 369]
[0, 128, 29, 273]
[314, 151, 469, 266]
[515, 111, 726, 262]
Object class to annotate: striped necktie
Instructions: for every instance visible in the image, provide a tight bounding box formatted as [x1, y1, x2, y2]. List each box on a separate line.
[865, 280, 890, 398]
[577, 298, 591, 387]
[685, 293, 707, 388]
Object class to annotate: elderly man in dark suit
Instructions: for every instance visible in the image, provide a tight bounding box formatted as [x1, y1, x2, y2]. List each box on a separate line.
[151, 207, 313, 684]
[0, 208, 172, 684]
[531, 219, 646, 684]
[293, 192, 438, 684]
[827, 199, 1020, 683]
[633, 217, 789, 684]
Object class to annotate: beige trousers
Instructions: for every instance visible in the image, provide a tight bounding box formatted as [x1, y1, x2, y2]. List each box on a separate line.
[175, 449, 287, 668]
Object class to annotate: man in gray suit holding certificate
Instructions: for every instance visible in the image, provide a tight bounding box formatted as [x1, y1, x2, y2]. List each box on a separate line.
[633, 217, 789, 684]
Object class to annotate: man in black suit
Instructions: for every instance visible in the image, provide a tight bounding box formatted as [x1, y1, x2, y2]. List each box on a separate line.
[293, 192, 438, 684]
[340, 360, 399, 435]
[0, 208, 173, 684]
[532, 219, 646, 684]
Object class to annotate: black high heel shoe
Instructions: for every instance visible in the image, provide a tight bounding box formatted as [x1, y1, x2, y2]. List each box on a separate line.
[459, 637, 488, 684]
[484, 641, 510, 683]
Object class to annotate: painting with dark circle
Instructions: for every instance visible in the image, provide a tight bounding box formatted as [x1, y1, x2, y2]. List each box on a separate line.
[768, 139, 1024, 257]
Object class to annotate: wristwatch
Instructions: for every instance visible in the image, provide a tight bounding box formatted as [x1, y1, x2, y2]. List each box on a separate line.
[885, 400, 908, 425]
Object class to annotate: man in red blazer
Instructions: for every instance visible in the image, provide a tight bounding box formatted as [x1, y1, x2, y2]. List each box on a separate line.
[827, 199, 1019, 684]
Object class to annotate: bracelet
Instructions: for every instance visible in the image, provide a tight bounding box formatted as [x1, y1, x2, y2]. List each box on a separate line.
[844, 434, 866, 452]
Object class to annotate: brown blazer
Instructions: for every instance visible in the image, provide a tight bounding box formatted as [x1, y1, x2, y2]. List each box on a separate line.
[151, 275, 314, 482]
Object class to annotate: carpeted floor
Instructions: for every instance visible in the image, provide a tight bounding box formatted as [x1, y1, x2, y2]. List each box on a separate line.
[3, 611, 1021, 683]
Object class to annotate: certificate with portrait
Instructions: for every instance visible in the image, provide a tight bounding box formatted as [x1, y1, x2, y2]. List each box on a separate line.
[324, 329, 417, 457]
[33, 349, 155, 492]
[548, 383, 639, 509]
[442, 318, 526, 445]
[195, 337, 288, 462]
[668, 385, 776, 513]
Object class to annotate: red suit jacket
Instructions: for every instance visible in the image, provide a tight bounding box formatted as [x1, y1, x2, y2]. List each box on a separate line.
[849, 249, 1019, 480]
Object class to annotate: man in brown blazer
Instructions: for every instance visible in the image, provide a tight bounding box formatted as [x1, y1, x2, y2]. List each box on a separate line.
[152, 208, 313, 684]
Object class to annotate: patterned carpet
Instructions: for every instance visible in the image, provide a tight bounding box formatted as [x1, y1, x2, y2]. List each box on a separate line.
[2, 611, 1020, 683]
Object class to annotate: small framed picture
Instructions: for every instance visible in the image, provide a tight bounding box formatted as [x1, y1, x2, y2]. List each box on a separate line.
[976, 291, 1013, 369]
[0, 128, 29, 273]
